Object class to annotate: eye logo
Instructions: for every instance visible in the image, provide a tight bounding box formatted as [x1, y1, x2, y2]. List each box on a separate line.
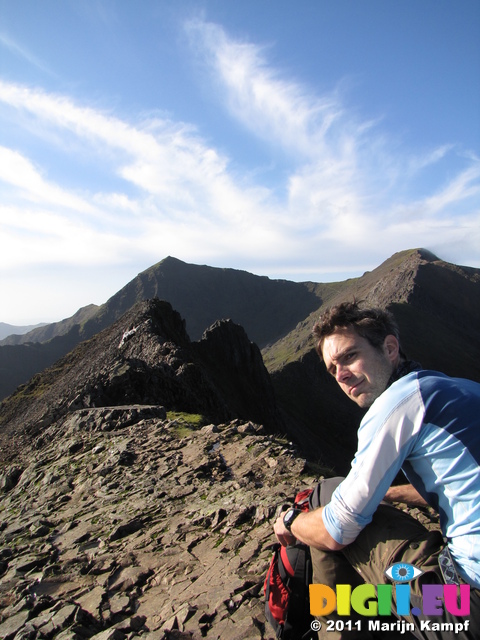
[385, 563, 424, 582]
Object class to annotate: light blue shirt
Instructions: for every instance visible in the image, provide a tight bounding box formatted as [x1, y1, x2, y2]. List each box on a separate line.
[322, 370, 480, 588]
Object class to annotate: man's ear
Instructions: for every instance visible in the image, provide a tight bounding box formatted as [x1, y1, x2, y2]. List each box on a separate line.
[384, 335, 400, 363]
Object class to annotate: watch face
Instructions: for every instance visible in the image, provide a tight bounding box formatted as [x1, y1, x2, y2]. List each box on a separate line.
[284, 508, 297, 531]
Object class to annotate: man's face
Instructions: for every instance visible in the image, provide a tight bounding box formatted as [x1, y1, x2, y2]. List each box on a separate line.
[321, 327, 399, 409]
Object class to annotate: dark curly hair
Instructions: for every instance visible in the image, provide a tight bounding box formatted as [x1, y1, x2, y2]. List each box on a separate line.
[313, 301, 405, 360]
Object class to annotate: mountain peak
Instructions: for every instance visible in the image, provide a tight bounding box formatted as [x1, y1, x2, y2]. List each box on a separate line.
[415, 247, 440, 262]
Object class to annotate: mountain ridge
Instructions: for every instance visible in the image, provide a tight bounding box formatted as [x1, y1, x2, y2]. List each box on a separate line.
[0, 257, 323, 347]
[1, 305, 99, 345]
[0, 255, 330, 401]
[1, 249, 480, 430]
[2, 247, 479, 473]
[0, 322, 49, 341]
[261, 248, 480, 469]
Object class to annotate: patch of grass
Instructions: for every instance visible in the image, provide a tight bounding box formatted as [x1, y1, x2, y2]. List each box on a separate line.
[167, 412, 205, 438]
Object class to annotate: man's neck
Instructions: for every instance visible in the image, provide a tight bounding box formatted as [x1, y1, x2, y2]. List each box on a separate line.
[386, 359, 422, 388]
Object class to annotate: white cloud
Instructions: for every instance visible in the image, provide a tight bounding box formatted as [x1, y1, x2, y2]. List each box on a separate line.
[421, 162, 480, 215]
[186, 20, 480, 259]
[0, 204, 132, 270]
[186, 19, 346, 161]
[0, 19, 479, 323]
[0, 146, 96, 212]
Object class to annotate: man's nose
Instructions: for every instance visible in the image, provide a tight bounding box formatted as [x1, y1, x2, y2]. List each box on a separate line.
[336, 364, 351, 383]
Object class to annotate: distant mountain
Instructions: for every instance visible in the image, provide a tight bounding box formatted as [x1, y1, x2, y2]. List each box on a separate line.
[0, 258, 325, 347]
[0, 256, 328, 400]
[0, 321, 48, 341]
[0, 304, 99, 345]
[0, 299, 281, 463]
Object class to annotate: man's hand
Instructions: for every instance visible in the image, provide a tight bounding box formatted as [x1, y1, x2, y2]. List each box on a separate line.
[273, 507, 346, 551]
[384, 484, 428, 506]
[273, 512, 296, 547]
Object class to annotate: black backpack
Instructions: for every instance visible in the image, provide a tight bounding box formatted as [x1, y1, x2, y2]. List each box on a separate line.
[264, 488, 319, 639]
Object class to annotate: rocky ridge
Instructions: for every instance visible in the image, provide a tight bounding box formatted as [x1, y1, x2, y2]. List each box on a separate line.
[0, 299, 281, 464]
[0, 298, 309, 639]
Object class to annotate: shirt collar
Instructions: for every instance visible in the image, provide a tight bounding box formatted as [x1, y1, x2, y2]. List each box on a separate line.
[387, 360, 422, 389]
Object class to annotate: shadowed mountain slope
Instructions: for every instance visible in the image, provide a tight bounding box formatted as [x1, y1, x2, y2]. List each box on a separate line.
[1, 257, 324, 348]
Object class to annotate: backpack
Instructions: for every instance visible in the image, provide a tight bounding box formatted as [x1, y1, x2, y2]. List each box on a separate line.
[264, 488, 319, 639]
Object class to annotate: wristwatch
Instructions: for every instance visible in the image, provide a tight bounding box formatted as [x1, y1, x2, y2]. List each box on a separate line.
[283, 507, 302, 532]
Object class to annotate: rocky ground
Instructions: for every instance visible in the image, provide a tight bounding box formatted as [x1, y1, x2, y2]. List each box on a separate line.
[0, 299, 442, 640]
[0, 406, 319, 640]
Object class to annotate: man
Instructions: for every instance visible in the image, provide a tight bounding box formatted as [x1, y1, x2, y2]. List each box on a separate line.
[274, 302, 480, 639]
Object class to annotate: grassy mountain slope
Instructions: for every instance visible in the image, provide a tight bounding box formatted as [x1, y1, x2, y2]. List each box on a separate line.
[0, 322, 48, 341]
[0, 305, 99, 345]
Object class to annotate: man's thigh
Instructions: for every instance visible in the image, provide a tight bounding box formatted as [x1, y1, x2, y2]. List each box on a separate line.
[342, 503, 444, 585]
[311, 546, 379, 639]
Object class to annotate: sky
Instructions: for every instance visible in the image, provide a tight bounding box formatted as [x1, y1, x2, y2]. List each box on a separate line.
[0, 0, 479, 325]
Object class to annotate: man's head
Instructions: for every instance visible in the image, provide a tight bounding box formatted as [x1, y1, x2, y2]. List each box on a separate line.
[313, 302, 404, 408]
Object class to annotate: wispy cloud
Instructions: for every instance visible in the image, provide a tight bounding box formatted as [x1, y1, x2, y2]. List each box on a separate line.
[186, 19, 480, 265]
[186, 18, 350, 161]
[0, 18, 479, 299]
[0, 32, 55, 75]
[0, 78, 279, 271]
[0, 146, 96, 212]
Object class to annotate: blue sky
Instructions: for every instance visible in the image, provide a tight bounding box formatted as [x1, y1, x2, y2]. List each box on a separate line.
[0, 0, 479, 324]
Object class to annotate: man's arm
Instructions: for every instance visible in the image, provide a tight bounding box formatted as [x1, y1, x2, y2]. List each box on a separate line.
[273, 507, 347, 551]
[384, 484, 428, 506]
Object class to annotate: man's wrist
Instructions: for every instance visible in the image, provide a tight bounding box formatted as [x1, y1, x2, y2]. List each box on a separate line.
[283, 507, 302, 533]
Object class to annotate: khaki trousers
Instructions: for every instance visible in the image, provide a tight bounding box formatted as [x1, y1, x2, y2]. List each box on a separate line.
[311, 478, 480, 640]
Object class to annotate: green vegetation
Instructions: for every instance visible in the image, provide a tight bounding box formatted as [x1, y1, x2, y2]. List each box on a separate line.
[261, 280, 352, 373]
[167, 412, 205, 438]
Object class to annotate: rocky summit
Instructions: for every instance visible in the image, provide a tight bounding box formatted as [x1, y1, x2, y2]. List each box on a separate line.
[0, 299, 282, 464]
